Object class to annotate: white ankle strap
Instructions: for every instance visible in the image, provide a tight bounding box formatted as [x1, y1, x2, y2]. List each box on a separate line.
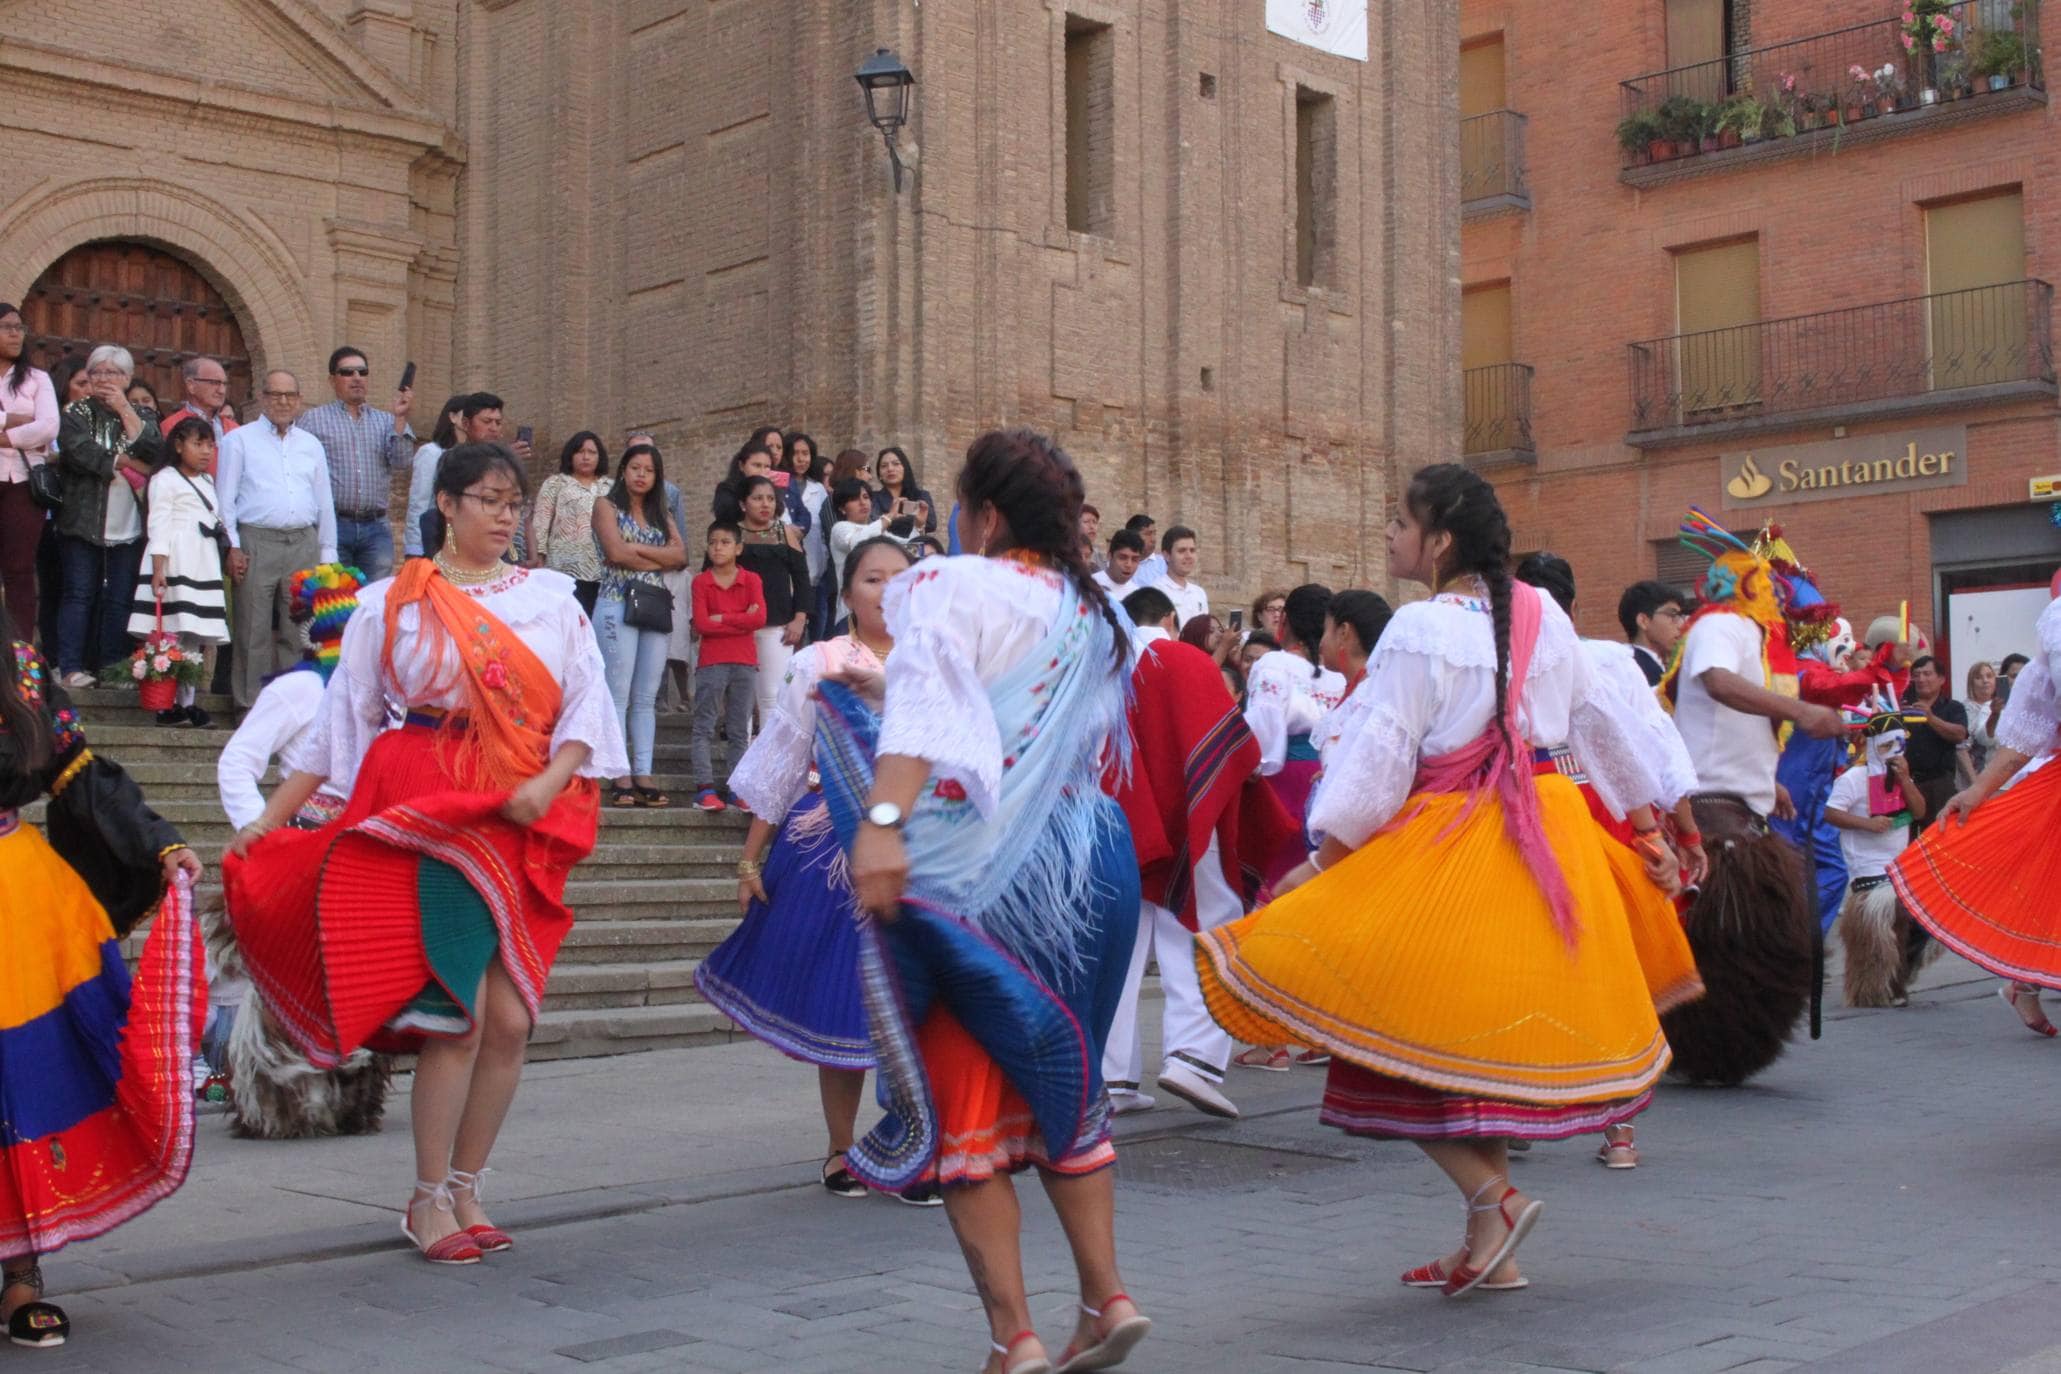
[412, 1179, 455, 1211]
[447, 1166, 491, 1201]
[1466, 1175, 1507, 1212]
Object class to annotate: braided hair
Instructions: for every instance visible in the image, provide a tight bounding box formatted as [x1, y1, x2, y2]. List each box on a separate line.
[1281, 584, 1333, 672]
[955, 428, 1129, 670]
[1406, 463, 1517, 756]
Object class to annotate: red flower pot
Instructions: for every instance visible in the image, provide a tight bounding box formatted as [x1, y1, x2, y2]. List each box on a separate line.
[139, 677, 176, 712]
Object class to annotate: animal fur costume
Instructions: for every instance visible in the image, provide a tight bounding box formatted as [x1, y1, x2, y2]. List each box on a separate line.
[208, 565, 394, 1139]
[1837, 878, 1938, 1008]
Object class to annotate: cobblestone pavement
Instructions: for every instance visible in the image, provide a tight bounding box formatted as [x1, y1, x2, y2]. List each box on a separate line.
[29, 958, 2061, 1374]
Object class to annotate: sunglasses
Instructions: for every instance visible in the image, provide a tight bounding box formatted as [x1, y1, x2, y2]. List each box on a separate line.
[332, 366, 370, 377]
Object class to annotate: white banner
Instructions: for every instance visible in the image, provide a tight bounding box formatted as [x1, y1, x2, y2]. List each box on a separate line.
[1266, 0, 1368, 61]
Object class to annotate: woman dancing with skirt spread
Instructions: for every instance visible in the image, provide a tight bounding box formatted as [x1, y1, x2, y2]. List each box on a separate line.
[1, 607, 203, 1348]
[1197, 465, 1695, 1297]
[832, 429, 1148, 1374]
[695, 536, 928, 1201]
[225, 442, 629, 1265]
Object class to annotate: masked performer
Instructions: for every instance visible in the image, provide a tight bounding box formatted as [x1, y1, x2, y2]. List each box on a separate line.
[1828, 706, 1933, 1007]
[697, 536, 926, 1199]
[1199, 465, 1693, 1299]
[211, 564, 394, 1139]
[225, 442, 628, 1266]
[1, 609, 203, 1348]
[1658, 513, 1847, 1086]
[831, 430, 1150, 1374]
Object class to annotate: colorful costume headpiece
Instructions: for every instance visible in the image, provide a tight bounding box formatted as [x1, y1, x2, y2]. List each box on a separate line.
[285, 563, 365, 682]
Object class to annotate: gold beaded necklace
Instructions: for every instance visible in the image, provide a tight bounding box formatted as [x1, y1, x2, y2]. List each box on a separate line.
[434, 550, 507, 586]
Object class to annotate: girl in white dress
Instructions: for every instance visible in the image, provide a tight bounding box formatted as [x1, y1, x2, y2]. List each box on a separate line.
[128, 416, 229, 724]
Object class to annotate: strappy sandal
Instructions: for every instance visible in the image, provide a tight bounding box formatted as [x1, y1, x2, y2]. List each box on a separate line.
[635, 785, 672, 809]
[986, 1331, 1053, 1374]
[4, 1265, 69, 1349]
[821, 1153, 868, 1199]
[2001, 983, 2059, 1037]
[1402, 1249, 1528, 1292]
[611, 785, 639, 808]
[1442, 1177, 1542, 1298]
[448, 1167, 514, 1253]
[401, 1179, 485, 1265]
[1055, 1293, 1150, 1372]
[1232, 1046, 1291, 1072]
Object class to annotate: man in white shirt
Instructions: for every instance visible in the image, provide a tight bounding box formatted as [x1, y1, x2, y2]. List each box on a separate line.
[1153, 525, 1209, 631]
[1092, 528, 1146, 598]
[1126, 514, 1166, 587]
[218, 370, 337, 709]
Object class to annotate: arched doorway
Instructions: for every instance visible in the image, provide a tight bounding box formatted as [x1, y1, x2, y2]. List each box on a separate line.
[22, 241, 255, 415]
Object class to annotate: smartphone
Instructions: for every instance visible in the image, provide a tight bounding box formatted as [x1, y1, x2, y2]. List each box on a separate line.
[516, 425, 534, 447]
[1228, 609, 1244, 631]
[399, 360, 416, 392]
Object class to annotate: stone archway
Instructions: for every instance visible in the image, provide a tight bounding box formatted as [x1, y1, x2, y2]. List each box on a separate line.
[0, 178, 320, 411]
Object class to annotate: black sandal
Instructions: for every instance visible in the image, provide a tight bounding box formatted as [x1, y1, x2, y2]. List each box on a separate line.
[611, 785, 639, 808]
[820, 1153, 867, 1199]
[4, 1265, 69, 1350]
[636, 785, 672, 809]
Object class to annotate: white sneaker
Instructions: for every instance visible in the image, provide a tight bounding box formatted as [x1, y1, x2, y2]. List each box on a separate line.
[1107, 1088, 1157, 1116]
[1156, 1061, 1239, 1119]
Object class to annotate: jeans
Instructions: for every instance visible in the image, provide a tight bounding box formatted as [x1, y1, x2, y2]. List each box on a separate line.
[595, 594, 669, 775]
[335, 514, 394, 582]
[55, 534, 144, 675]
[692, 661, 757, 791]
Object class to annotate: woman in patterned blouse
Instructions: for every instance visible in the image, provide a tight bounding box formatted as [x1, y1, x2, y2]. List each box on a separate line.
[528, 432, 613, 617]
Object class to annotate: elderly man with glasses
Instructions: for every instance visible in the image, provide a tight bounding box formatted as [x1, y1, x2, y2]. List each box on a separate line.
[218, 370, 337, 710]
[158, 356, 241, 459]
[293, 345, 413, 581]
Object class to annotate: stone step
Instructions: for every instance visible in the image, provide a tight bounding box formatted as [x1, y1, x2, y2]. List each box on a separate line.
[557, 918, 738, 963]
[528, 1002, 740, 1061]
[541, 959, 707, 1011]
[562, 876, 737, 921]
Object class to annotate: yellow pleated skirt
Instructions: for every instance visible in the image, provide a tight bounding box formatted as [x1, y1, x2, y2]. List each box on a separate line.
[1196, 773, 1694, 1105]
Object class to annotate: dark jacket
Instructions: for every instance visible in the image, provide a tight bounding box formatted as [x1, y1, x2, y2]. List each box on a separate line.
[870, 484, 937, 532]
[55, 399, 168, 545]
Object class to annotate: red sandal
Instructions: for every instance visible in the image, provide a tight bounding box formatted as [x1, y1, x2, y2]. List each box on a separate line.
[1055, 1293, 1151, 1371]
[449, 1167, 514, 1253]
[401, 1180, 484, 1265]
[988, 1330, 1053, 1374]
[2001, 983, 2059, 1037]
[1402, 1247, 1528, 1292]
[1442, 1178, 1542, 1298]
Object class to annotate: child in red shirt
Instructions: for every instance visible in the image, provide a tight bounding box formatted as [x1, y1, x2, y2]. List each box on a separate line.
[690, 521, 766, 809]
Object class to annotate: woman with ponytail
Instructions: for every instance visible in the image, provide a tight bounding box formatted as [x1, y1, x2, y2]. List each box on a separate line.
[829, 428, 1149, 1374]
[1197, 464, 1694, 1299]
[1242, 583, 1347, 834]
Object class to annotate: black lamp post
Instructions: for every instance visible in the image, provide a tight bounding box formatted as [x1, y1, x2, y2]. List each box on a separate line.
[855, 47, 915, 192]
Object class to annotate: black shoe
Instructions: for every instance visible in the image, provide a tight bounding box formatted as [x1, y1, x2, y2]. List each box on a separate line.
[185, 706, 213, 728]
[155, 707, 189, 727]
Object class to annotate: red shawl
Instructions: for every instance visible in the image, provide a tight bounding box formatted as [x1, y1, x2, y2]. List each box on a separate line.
[1113, 640, 1299, 931]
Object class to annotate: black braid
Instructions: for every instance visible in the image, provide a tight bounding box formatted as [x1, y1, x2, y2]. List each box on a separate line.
[1281, 583, 1333, 675]
[1407, 463, 1517, 757]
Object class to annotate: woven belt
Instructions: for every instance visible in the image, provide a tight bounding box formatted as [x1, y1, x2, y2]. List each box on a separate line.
[1850, 874, 1893, 894]
[404, 708, 468, 732]
[1533, 744, 1588, 782]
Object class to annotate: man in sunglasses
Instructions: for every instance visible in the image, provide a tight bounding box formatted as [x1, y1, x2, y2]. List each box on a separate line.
[293, 346, 414, 580]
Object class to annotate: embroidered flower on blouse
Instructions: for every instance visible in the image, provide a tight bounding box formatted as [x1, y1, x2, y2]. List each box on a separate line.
[933, 778, 967, 802]
[482, 662, 509, 690]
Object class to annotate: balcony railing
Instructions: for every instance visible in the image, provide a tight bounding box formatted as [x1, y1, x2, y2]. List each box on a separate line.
[1463, 363, 1535, 458]
[1461, 111, 1529, 213]
[1616, 1, 2043, 174]
[1627, 279, 2056, 440]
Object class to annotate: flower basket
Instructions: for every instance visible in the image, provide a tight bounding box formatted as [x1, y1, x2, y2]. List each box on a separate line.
[101, 606, 208, 708]
[138, 676, 177, 712]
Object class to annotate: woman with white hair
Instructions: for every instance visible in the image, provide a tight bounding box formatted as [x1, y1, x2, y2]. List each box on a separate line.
[53, 345, 165, 686]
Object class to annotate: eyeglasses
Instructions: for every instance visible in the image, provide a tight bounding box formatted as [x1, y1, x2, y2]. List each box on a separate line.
[262, 389, 300, 400]
[0, 320, 25, 334]
[1653, 607, 1686, 621]
[332, 366, 370, 378]
[458, 491, 528, 520]
[191, 375, 227, 386]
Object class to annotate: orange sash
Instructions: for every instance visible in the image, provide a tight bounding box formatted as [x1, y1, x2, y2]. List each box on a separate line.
[381, 561, 564, 794]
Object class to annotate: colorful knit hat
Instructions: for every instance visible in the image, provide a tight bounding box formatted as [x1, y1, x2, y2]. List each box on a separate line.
[285, 563, 366, 681]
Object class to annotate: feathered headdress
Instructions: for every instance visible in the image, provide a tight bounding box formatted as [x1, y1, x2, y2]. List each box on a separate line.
[285, 563, 366, 682]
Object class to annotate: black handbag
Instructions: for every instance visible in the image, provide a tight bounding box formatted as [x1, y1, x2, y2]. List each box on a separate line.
[25, 461, 63, 512]
[622, 580, 674, 634]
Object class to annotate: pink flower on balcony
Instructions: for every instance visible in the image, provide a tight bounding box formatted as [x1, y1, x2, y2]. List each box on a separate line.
[1902, 31, 1916, 49]
[1938, 15, 1955, 33]
[481, 661, 509, 690]
[1902, 7, 1916, 22]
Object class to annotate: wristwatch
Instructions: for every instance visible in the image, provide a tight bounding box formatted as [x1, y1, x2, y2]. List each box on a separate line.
[865, 801, 906, 831]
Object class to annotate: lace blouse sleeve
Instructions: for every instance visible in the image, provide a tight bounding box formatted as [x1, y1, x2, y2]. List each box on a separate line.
[1243, 655, 1297, 776]
[1570, 639, 1694, 814]
[283, 591, 388, 792]
[551, 599, 631, 779]
[879, 562, 1008, 817]
[728, 643, 828, 817]
[1306, 639, 1441, 849]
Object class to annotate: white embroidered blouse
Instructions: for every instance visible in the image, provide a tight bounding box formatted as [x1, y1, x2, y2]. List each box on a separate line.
[1994, 598, 2061, 759]
[1308, 589, 1666, 849]
[1580, 637, 1699, 810]
[727, 635, 886, 818]
[1243, 650, 1347, 775]
[286, 566, 629, 794]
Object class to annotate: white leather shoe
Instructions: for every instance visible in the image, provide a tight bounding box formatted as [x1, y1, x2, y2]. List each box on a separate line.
[1107, 1088, 1157, 1116]
[1156, 1061, 1239, 1119]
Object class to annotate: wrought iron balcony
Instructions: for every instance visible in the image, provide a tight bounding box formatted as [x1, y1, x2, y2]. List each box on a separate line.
[1616, 1, 2045, 186]
[1463, 363, 1535, 461]
[1627, 279, 2056, 445]
[1461, 111, 1529, 216]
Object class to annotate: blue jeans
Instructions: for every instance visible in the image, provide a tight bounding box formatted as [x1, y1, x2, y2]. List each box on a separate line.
[55, 534, 143, 675]
[595, 594, 668, 775]
[335, 514, 394, 583]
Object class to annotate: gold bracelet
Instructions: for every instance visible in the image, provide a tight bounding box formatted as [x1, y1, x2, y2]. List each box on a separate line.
[737, 858, 763, 879]
[49, 748, 93, 798]
[157, 843, 191, 862]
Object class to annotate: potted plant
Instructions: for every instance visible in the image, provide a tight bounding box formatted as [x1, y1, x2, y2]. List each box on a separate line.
[1695, 101, 1722, 154]
[101, 625, 208, 712]
[1715, 94, 1761, 147]
[1938, 50, 1970, 99]
[1845, 64, 1875, 120]
[1873, 63, 1906, 114]
[1760, 100, 1797, 140]
[1972, 29, 2029, 90]
[1655, 94, 1703, 157]
[1617, 108, 1663, 165]
[1903, 0, 1960, 101]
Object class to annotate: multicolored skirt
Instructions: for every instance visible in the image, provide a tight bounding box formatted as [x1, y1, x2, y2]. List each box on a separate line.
[1, 819, 202, 1257]
[224, 718, 600, 1066]
[695, 794, 873, 1070]
[1197, 772, 1689, 1139]
[1893, 758, 2061, 990]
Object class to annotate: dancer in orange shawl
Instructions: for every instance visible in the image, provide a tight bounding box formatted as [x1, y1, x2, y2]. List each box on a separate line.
[226, 443, 628, 1266]
[1198, 465, 1693, 1298]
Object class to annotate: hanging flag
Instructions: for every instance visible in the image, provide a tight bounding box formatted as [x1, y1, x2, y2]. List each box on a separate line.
[1266, 0, 1369, 61]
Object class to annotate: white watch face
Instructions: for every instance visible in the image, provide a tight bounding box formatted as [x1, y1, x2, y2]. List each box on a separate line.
[867, 802, 902, 828]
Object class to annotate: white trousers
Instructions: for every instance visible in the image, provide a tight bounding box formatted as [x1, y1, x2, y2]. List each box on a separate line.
[1103, 835, 1242, 1089]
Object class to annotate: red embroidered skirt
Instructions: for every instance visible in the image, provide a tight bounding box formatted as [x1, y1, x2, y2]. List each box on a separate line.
[1320, 1061, 1651, 1142]
[224, 721, 599, 1066]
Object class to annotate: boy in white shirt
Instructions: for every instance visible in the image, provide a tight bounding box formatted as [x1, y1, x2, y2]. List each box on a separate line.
[1092, 528, 1146, 598]
[1826, 737, 1930, 1006]
[1154, 525, 1209, 630]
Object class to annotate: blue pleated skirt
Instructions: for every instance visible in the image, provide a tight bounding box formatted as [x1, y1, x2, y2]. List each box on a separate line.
[694, 793, 874, 1070]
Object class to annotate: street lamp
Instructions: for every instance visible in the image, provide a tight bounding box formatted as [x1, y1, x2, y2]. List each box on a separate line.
[855, 47, 915, 192]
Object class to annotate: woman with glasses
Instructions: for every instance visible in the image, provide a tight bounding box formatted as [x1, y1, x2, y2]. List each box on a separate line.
[225, 441, 628, 1267]
[53, 346, 167, 687]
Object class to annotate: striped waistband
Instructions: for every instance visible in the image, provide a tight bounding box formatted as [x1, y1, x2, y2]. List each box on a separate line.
[404, 708, 469, 732]
[0, 809, 17, 839]
[1531, 745, 1587, 782]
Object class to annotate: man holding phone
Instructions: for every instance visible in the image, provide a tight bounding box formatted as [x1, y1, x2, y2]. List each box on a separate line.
[293, 346, 414, 580]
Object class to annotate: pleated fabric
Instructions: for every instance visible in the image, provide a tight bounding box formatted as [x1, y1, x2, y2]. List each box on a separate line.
[1197, 772, 1681, 1108]
[0, 826, 202, 1257]
[695, 794, 874, 1070]
[224, 721, 600, 1066]
[1560, 764, 1706, 1016]
[1892, 759, 2061, 990]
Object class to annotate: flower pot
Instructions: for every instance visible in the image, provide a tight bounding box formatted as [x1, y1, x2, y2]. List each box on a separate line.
[1988, 73, 2013, 91]
[1920, 87, 1939, 105]
[1718, 129, 1742, 149]
[1845, 103, 1866, 122]
[1800, 110, 1821, 130]
[1699, 135, 1719, 153]
[138, 677, 176, 712]
[1648, 138, 1675, 161]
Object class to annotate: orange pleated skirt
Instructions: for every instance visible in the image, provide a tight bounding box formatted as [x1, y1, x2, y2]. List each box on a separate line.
[1892, 758, 2061, 989]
